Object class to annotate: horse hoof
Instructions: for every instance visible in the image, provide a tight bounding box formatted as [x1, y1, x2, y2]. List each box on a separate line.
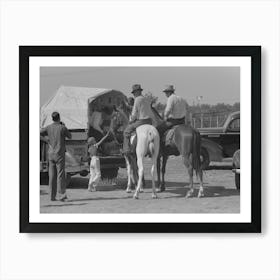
[133, 194, 139, 199]
[152, 194, 157, 199]
[198, 192, 204, 198]
[186, 192, 193, 198]
[126, 188, 132, 193]
[139, 188, 144, 193]
[156, 188, 161, 193]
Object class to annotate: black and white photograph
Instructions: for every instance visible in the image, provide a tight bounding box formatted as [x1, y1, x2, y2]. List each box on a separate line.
[20, 46, 261, 232]
[3, 0, 280, 279]
[39, 66, 241, 213]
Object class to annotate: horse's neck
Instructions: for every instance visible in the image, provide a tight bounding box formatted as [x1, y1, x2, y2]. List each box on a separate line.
[150, 106, 164, 126]
[118, 109, 129, 127]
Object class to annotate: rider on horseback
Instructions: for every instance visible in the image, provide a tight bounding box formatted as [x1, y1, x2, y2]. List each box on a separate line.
[156, 85, 188, 138]
[122, 84, 153, 155]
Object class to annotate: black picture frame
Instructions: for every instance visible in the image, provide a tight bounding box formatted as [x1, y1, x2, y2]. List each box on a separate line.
[20, 46, 261, 233]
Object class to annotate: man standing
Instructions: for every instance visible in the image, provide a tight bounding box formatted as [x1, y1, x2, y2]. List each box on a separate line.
[156, 85, 188, 137]
[122, 84, 153, 155]
[40, 112, 72, 201]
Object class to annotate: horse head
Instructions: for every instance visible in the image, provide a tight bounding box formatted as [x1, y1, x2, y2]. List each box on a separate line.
[108, 104, 130, 142]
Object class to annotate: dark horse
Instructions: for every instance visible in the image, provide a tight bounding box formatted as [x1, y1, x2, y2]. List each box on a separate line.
[150, 107, 204, 198]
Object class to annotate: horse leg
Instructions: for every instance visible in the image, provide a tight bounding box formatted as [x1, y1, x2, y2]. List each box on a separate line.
[134, 155, 144, 199]
[131, 156, 140, 190]
[161, 154, 168, 192]
[197, 167, 204, 198]
[140, 174, 145, 193]
[125, 156, 133, 193]
[156, 155, 161, 192]
[151, 152, 158, 199]
[183, 154, 194, 198]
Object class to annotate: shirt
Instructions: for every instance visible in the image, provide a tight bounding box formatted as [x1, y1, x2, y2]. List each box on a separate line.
[130, 95, 153, 122]
[40, 122, 71, 155]
[164, 94, 187, 119]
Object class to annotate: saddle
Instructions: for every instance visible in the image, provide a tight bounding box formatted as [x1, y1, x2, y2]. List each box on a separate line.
[163, 125, 181, 146]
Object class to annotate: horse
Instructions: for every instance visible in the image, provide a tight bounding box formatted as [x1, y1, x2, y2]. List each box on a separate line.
[110, 102, 160, 199]
[88, 106, 114, 141]
[150, 106, 204, 198]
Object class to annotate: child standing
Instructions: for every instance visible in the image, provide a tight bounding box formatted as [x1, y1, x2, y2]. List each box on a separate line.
[87, 132, 110, 192]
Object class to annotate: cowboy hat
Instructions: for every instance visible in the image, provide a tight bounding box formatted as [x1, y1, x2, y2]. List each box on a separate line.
[131, 84, 143, 93]
[163, 85, 175, 93]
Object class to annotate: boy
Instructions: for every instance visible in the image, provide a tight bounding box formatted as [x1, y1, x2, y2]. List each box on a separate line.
[87, 131, 110, 192]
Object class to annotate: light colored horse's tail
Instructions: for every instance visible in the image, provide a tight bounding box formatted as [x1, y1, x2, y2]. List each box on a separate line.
[147, 129, 159, 156]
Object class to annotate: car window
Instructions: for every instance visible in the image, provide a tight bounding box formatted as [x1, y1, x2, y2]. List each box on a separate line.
[228, 118, 240, 131]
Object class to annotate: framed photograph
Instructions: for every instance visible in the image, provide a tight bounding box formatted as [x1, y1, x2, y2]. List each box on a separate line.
[20, 46, 261, 233]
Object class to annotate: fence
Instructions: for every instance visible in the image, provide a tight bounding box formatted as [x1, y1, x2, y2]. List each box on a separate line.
[191, 111, 230, 128]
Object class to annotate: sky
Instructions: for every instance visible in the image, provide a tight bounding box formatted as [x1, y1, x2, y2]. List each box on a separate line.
[40, 67, 240, 107]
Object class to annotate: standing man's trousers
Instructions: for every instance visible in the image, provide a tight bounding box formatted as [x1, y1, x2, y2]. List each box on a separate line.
[48, 153, 66, 200]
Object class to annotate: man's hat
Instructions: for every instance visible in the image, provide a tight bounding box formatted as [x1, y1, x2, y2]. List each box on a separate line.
[163, 85, 175, 93]
[131, 84, 143, 93]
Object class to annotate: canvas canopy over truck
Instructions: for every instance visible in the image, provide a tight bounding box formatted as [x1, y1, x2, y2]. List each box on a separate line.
[40, 86, 127, 183]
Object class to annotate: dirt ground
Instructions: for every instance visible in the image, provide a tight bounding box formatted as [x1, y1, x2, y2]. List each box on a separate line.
[40, 157, 240, 213]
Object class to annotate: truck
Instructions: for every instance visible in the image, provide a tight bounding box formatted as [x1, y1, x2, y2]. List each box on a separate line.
[40, 86, 127, 185]
[199, 111, 240, 169]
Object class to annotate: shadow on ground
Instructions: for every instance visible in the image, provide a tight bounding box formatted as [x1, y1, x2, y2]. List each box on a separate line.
[139, 180, 239, 199]
[42, 177, 239, 199]
[42, 203, 88, 208]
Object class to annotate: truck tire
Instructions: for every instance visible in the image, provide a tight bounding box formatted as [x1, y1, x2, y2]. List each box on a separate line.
[40, 172, 49, 185]
[235, 172, 240, 190]
[40, 172, 72, 187]
[200, 147, 210, 170]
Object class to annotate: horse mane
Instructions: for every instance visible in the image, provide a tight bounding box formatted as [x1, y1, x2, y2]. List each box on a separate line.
[150, 104, 164, 126]
[150, 105, 162, 120]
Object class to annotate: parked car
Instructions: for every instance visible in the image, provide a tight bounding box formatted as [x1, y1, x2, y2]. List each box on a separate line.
[232, 149, 240, 189]
[199, 111, 240, 169]
[40, 86, 127, 185]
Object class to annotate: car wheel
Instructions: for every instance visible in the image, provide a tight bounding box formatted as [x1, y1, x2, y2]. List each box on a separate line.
[200, 147, 210, 170]
[233, 150, 240, 190]
[40, 172, 49, 185]
[235, 172, 240, 190]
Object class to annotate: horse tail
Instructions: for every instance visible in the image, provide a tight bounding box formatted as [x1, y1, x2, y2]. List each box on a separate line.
[192, 129, 201, 175]
[148, 130, 155, 155]
[147, 129, 159, 157]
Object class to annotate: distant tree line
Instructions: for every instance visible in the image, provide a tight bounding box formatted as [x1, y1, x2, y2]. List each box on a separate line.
[144, 92, 240, 127]
[144, 92, 240, 115]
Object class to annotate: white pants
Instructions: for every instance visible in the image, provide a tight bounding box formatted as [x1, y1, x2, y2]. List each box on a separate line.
[88, 156, 101, 190]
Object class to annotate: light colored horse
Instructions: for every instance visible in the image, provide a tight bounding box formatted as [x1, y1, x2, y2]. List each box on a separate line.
[110, 105, 160, 199]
